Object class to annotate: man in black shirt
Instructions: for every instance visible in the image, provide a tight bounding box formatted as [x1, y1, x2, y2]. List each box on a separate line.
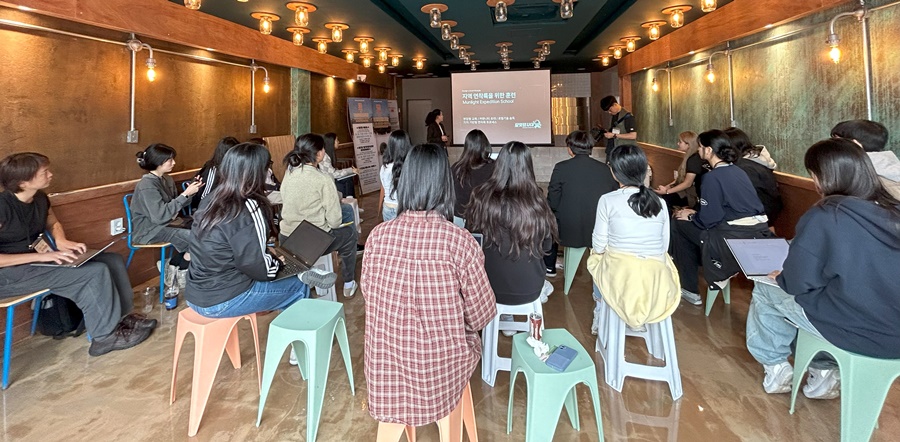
[599, 95, 637, 157]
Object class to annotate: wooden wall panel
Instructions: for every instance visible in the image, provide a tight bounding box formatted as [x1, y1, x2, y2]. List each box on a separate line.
[265, 135, 296, 182]
[310, 74, 371, 144]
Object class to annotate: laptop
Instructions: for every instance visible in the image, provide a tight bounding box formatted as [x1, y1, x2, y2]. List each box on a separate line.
[724, 238, 790, 287]
[272, 220, 335, 281]
[32, 240, 117, 268]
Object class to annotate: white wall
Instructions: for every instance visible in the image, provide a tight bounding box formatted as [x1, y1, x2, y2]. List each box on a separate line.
[399, 78, 453, 145]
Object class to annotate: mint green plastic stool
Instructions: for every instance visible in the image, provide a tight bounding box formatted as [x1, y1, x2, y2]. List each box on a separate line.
[563, 247, 586, 295]
[256, 299, 354, 441]
[790, 329, 900, 442]
[704, 279, 731, 316]
[507, 329, 604, 441]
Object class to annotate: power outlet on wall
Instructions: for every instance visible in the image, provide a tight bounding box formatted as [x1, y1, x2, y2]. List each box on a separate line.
[110, 218, 125, 236]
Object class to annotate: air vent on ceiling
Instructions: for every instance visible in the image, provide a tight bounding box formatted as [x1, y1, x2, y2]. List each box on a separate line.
[490, 3, 566, 25]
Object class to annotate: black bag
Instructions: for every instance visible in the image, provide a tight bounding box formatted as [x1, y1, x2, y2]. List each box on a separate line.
[37, 294, 86, 339]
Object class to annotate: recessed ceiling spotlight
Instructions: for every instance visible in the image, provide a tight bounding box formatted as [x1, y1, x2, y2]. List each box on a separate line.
[577, 68, 585, 71]
[441, 63, 450, 67]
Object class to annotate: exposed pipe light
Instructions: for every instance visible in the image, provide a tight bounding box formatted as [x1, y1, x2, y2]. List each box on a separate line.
[342, 49, 358, 63]
[538, 40, 555, 56]
[532, 58, 540, 68]
[826, 7, 866, 64]
[598, 54, 611, 66]
[609, 45, 624, 59]
[375, 47, 391, 62]
[391, 54, 403, 67]
[126, 38, 157, 82]
[377, 63, 387, 73]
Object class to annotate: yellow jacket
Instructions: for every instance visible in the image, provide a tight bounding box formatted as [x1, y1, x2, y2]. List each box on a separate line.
[586, 249, 680, 327]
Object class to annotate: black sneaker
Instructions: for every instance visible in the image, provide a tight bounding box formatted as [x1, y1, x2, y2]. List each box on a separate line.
[120, 313, 158, 330]
[88, 323, 152, 357]
[546, 268, 557, 277]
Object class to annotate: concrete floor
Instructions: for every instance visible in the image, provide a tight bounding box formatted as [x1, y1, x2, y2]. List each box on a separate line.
[2, 192, 899, 442]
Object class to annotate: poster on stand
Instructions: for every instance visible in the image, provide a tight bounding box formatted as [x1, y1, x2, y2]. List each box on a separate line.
[348, 98, 373, 125]
[351, 122, 381, 194]
[372, 99, 391, 135]
[387, 100, 400, 131]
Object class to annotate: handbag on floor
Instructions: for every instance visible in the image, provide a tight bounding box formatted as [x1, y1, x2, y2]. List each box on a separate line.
[37, 295, 86, 339]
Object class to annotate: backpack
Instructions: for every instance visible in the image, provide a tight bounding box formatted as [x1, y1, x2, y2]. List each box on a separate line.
[37, 295, 86, 339]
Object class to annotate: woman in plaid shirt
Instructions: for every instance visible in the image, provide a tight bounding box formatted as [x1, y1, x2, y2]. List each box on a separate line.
[361, 143, 497, 427]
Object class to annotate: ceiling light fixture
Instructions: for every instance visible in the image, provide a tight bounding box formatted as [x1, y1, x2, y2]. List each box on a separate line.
[486, 0, 514, 23]
[598, 54, 612, 66]
[360, 54, 374, 68]
[342, 49, 358, 63]
[440, 20, 456, 41]
[377, 63, 387, 73]
[641, 20, 667, 41]
[286, 27, 310, 46]
[325, 23, 348, 43]
[551, 0, 576, 19]
[286, 2, 316, 27]
[449, 32, 464, 50]
[537, 40, 554, 57]
[391, 54, 403, 67]
[184, 0, 201, 10]
[457, 45, 470, 59]
[251, 12, 280, 35]
[374, 47, 391, 62]
[701, 0, 717, 13]
[413, 57, 426, 70]
[532, 58, 541, 68]
[621, 36, 641, 53]
[661, 5, 691, 28]
[470, 60, 479, 71]
[421, 3, 448, 28]
[609, 45, 625, 59]
[312, 37, 330, 54]
[354, 36, 373, 54]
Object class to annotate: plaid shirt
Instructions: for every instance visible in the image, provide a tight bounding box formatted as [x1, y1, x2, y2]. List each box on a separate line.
[361, 211, 496, 426]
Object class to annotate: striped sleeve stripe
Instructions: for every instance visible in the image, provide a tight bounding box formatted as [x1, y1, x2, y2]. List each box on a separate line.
[200, 167, 216, 199]
[245, 199, 279, 277]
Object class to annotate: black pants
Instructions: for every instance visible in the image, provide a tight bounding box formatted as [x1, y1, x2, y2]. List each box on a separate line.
[543, 241, 559, 271]
[671, 219, 704, 293]
[660, 192, 689, 214]
[335, 177, 355, 199]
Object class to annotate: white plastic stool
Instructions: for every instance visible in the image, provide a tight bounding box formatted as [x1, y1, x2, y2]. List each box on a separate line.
[341, 197, 362, 234]
[311, 253, 337, 302]
[481, 298, 543, 387]
[595, 298, 682, 400]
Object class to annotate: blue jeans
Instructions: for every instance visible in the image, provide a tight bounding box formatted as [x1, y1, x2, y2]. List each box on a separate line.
[382, 205, 398, 222]
[188, 278, 309, 318]
[341, 203, 354, 224]
[746, 283, 835, 369]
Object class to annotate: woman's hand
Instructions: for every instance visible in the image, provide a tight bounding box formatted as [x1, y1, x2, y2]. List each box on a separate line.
[352, 167, 359, 175]
[55, 238, 86, 254]
[675, 208, 696, 221]
[37, 250, 78, 264]
[654, 185, 668, 195]
[183, 179, 204, 197]
[767, 270, 782, 279]
[441, 135, 449, 142]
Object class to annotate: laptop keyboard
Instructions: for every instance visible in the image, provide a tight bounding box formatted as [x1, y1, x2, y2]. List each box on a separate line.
[279, 258, 306, 276]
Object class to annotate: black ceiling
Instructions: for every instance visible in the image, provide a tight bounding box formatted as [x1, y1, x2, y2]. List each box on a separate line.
[169, 0, 733, 76]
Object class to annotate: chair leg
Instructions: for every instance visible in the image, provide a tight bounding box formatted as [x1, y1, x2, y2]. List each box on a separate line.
[30, 294, 44, 336]
[376, 422, 412, 442]
[335, 316, 355, 395]
[563, 247, 586, 295]
[159, 247, 168, 304]
[187, 329, 229, 437]
[840, 363, 894, 442]
[461, 382, 478, 442]
[170, 315, 191, 404]
[481, 314, 500, 387]
[223, 325, 243, 370]
[659, 318, 683, 400]
[437, 395, 464, 442]
[704, 289, 720, 316]
[563, 386, 581, 431]
[507, 369, 520, 434]
[257, 331, 294, 426]
[3, 306, 15, 390]
[586, 381, 605, 442]
[126, 248, 136, 268]
[723, 281, 731, 304]
[790, 335, 819, 414]
[247, 315, 262, 391]
[304, 327, 337, 442]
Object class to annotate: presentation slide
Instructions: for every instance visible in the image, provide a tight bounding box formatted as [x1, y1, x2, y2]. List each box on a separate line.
[451, 70, 552, 145]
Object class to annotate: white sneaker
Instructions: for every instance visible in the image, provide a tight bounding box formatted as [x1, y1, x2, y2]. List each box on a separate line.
[343, 281, 358, 298]
[681, 289, 702, 306]
[299, 268, 337, 289]
[539, 280, 553, 304]
[176, 269, 188, 290]
[763, 361, 793, 394]
[289, 349, 298, 366]
[591, 302, 601, 335]
[803, 368, 841, 399]
[500, 314, 516, 337]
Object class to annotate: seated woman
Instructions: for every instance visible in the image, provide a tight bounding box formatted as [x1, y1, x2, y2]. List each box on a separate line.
[726, 127, 783, 226]
[247, 137, 282, 204]
[670, 130, 772, 306]
[361, 143, 496, 428]
[452, 129, 495, 219]
[590, 145, 677, 334]
[193, 136, 239, 208]
[320, 132, 358, 199]
[0, 153, 155, 356]
[467, 141, 555, 309]
[379, 130, 411, 222]
[280, 134, 360, 298]
[132, 144, 203, 295]
[746, 138, 900, 398]
[655, 131, 705, 211]
[186, 143, 335, 320]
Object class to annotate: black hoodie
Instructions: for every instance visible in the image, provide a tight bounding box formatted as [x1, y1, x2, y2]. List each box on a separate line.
[778, 196, 900, 358]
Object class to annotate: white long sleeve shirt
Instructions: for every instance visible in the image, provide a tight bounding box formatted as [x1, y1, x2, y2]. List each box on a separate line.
[592, 187, 670, 257]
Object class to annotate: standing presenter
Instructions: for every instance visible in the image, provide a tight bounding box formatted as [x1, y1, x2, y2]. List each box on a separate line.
[426, 109, 449, 149]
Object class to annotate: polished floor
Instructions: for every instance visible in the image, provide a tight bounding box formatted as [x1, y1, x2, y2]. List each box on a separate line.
[2, 193, 899, 442]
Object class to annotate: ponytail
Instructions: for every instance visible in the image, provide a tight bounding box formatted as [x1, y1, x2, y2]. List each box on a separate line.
[608, 146, 663, 219]
[628, 184, 663, 219]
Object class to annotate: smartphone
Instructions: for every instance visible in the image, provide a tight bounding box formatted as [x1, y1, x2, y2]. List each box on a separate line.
[545, 345, 578, 372]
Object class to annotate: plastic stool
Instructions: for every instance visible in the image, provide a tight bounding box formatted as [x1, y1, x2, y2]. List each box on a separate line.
[563, 247, 586, 295]
[704, 279, 731, 316]
[609, 390, 681, 442]
[507, 329, 604, 441]
[790, 329, 900, 442]
[375, 381, 477, 442]
[595, 298, 682, 400]
[257, 299, 354, 441]
[481, 298, 544, 387]
[311, 253, 337, 302]
[2, 289, 50, 389]
[170, 309, 261, 437]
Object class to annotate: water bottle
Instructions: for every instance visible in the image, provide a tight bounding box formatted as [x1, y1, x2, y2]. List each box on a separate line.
[164, 290, 179, 311]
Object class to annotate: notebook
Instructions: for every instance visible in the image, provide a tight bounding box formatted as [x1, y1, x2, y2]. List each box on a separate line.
[724, 238, 790, 287]
[271, 221, 335, 281]
[32, 240, 117, 268]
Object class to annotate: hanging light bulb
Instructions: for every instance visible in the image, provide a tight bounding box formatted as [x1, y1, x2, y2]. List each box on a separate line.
[343, 50, 358, 63]
[325, 23, 348, 43]
[503, 63, 510, 70]
[375, 48, 390, 62]
[621, 36, 640, 53]
[313, 38, 329, 54]
[354, 37, 372, 54]
[701, 0, 717, 13]
[391, 55, 402, 67]
[706, 62, 716, 83]
[286, 27, 309, 46]
[651, 77, 659, 92]
[377, 63, 387, 73]
[470, 61, 478, 71]
[184, 0, 201, 10]
[533, 59, 540, 69]
[487, 0, 513, 23]
[251, 13, 280, 35]
[601, 55, 611, 66]
[360, 55, 374, 68]
[827, 33, 842, 63]
[662, 6, 690, 29]
[649, 24, 660, 40]
[415, 58, 426, 70]
[146, 56, 156, 82]
[263, 75, 271, 93]
[541, 42, 551, 56]
[642, 21, 666, 41]
[458, 45, 469, 59]
[287, 3, 315, 27]
[421, 4, 448, 28]
[611, 46, 624, 59]
[440, 22, 453, 41]
[559, 0, 574, 19]
[450, 34, 460, 50]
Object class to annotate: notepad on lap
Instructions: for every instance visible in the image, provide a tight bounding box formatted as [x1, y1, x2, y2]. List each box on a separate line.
[724, 238, 790, 287]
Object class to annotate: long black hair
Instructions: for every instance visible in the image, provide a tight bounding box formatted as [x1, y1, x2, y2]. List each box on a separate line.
[607, 145, 663, 218]
[383, 130, 412, 199]
[284, 133, 325, 169]
[425, 109, 442, 126]
[724, 127, 761, 157]
[323, 132, 338, 164]
[195, 143, 274, 236]
[397, 143, 455, 220]
[207, 136, 240, 169]
[698, 130, 739, 163]
[452, 129, 492, 187]
[804, 138, 900, 218]
[136, 143, 176, 171]
[466, 141, 558, 259]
